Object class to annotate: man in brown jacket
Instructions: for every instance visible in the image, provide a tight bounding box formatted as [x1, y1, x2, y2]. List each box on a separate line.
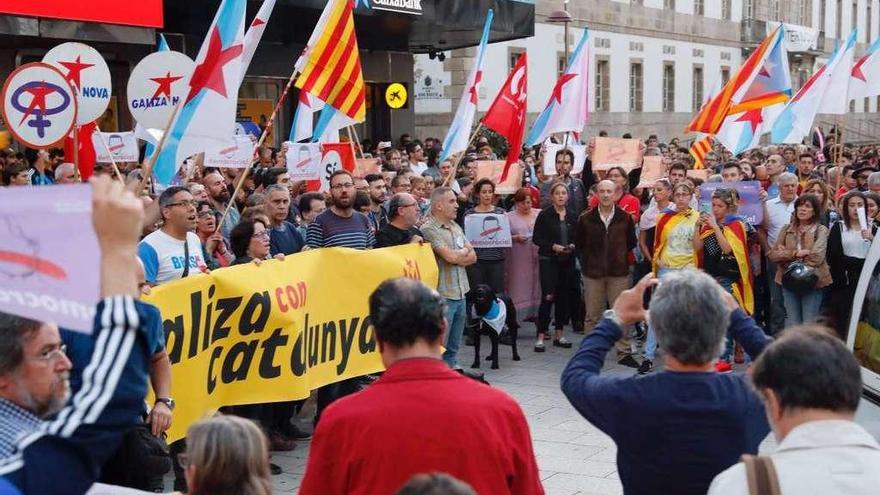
[574, 180, 639, 367]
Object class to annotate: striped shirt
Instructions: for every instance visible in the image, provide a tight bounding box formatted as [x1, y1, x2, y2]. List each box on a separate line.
[421, 215, 470, 300]
[306, 209, 375, 249]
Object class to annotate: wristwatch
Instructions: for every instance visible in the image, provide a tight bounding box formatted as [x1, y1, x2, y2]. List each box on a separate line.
[155, 397, 175, 411]
[603, 309, 624, 327]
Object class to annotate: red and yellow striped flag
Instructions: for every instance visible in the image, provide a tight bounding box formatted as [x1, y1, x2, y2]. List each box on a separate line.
[689, 135, 713, 170]
[294, 0, 365, 123]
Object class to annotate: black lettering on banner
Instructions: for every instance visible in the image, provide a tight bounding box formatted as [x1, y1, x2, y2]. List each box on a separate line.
[308, 320, 320, 367]
[207, 346, 223, 394]
[188, 291, 202, 359]
[165, 316, 184, 364]
[337, 317, 360, 375]
[321, 321, 336, 362]
[202, 286, 214, 352]
[358, 315, 376, 354]
[221, 340, 258, 384]
[212, 295, 241, 344]
[239, 291, 271, 335]
[290, 317, 307, 377]
[259, 327, 288, 379]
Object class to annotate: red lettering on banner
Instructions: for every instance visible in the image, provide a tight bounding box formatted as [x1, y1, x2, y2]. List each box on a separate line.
[274, 281, 308, 313]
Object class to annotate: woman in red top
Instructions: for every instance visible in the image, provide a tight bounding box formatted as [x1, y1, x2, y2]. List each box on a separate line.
[589, 166, 640, 221]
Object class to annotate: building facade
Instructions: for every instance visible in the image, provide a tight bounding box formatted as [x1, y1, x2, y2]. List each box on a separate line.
[415, 0, 880, 144]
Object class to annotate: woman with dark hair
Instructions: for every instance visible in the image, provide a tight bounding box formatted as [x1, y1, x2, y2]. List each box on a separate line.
[769, 194, 831, 326]
[505, 187, 541, 320]
[864, 192, 880, 227]
[588, 166, 640, 220]
[803, 178, 838, 227]
[230, 217, 276, 265]
[195, 201, 232, 268]
[463, 178, 507, 295]
[827, 191, 876, 337]
[532, 181, 577, 351]
[694, 188, 753, 372]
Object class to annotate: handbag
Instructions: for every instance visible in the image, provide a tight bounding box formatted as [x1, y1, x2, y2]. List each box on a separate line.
[741, 455, 781, 495]
[781, 227, 819, 294]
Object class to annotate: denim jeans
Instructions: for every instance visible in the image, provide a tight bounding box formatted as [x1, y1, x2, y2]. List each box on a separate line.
[644, 267, 678, 361]
[767, 260, 786, 332]
[443, 298, 467, 367]
[782, 287, 824, 327]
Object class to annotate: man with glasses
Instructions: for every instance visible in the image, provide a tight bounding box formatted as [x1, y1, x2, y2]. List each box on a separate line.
[137, 186, 206, 285]
[376, 193, 424, 248]
[0, 176, 161, 495]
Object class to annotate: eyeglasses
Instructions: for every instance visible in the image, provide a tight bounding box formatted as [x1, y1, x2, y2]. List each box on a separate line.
[330, 183, 355, 190]
[252, 230, 270, 240]
[197, 210, 217, 218]
[167, 200, 199, 208]
[29, 344, 67, 364]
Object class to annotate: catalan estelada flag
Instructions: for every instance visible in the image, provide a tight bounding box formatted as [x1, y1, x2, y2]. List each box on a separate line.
[689, 135, 713, 169]
[686, 26, 784, 135]
[697, 216, 754, 314]
[295, 0, 365, 123]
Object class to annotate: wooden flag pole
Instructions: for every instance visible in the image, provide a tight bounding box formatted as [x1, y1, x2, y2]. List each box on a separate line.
[216, 70, 300, 233]
[350, 124, 365, 159]
[345, 126, 361, 160]
[136, 101, 183, 194]
[72, 125, 81, 182]
[441, 122, 483, 187]
[93, 125, 127, 184]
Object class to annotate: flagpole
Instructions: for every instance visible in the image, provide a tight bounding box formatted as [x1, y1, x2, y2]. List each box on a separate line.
[351, 125, 365, 159]
[345, 125, 362, 159]
[93, 125, 127, 184]
[441, 122, 483, 187]
[72, 125, 81, 182]
[136, 101, 182, 194]
[216, 69, 300, 233]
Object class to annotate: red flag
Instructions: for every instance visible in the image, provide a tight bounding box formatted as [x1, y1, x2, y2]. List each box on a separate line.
[482, 53, 527, 182]
[63, 122, 97, 180]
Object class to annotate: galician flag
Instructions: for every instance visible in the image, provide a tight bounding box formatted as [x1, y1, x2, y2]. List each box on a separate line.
[772, 31, 856, 144]
[525, 28, 590, 146]
[154, 0, 246, 184]
[289, 92, 342, 143]
[239, 0, 276, 85]
[849, 36, 880, 100]
[290, 92, 317, 143]
[817, 30, 857, 114]
[714, 26, 791, 154]
[438, 9, 494, 162]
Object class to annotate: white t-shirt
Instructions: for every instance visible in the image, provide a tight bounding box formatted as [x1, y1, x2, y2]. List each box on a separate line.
[767, 197, 796, 246]
[138, 230, 205, 285]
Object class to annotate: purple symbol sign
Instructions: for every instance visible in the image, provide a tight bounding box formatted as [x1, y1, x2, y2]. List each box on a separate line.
[10, 81, 72, 138]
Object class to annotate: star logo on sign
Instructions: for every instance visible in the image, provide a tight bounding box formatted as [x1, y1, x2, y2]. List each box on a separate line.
[185, 28, 243, 104]
[150, 72, 184, 99]
[58, 56, 95, 88]
[852, 55, 869, 82]
[468, 71, 482, 104]
[758, 59, 776, 78]
[17, 82, 56, 126]
[735, 109, 764, 133]
[551, 73, 577, 104]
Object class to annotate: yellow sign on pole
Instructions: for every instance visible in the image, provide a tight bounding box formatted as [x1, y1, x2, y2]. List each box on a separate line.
[385, 83, 407, 109]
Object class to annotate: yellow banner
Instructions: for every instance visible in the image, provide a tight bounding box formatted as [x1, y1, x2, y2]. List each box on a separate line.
[144, 245, 438, 442]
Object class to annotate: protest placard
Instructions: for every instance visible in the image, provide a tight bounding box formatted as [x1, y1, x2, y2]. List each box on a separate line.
[637, 156, 666, 188]
[205, 135, 254, 169]
[464, 213, 512, 248]
[354, 158, 380, 178]
[687, 168, 709, 181]
[286, 142, 322, 181]
[542, 143, 587, 175]
[699, 180, 765, 225]
[0, 184, 99, 333]
[93, 131, 139, 163]
[592, 137, 642, 172]
[475, 160, 522, 194]
[144, 243, 439, 442]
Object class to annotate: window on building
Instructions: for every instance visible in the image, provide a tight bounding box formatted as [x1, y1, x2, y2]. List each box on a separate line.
[721, 67, 731, 85]
[869, 4, 873, 41]
[630, 62, 643, 112]
[837, 0, 843, 38]
[692, 66, 704, 112]
[745, 0, 753, 18]
[722, 0, 731, 20]
[695, 0, 705, 15]
[850, 100, 856, 112]
[595, 59, 610, 111]
[853, 1, 859, 36]
[774, 0, 781, 21]
[664, 0, 676, 10]
[508, 49, 525, 71]
[867, 98, 872, 112]
[663, 62, 675, 112]
[557, 52, 566, 77]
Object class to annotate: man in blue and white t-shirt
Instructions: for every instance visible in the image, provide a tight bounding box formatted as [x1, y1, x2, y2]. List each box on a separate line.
[138, 186, 205, 285]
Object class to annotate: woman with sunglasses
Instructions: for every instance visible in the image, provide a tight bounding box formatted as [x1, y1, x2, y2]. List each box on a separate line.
[195, 201, 232, 268]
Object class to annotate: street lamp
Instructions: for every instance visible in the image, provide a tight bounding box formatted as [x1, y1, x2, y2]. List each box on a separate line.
[548, 0, 573, 66]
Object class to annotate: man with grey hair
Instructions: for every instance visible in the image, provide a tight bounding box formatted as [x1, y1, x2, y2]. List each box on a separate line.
[764, 171, 798, 332]
[866, 171, 880, 194]
[375, 193, 423, 248]
[53, 163, 77, 184]
[264, 183, 304, 256]
[562, 270, 772, 495]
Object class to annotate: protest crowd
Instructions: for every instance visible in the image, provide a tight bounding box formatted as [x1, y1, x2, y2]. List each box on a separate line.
[3, 1, 880, 494]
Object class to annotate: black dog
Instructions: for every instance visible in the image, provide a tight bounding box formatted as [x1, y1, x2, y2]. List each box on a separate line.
[470, 284, 520, 370]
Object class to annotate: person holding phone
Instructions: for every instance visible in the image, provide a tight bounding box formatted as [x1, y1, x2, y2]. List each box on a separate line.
[533, 182, 578, 352]
[827, 191, 876, 338]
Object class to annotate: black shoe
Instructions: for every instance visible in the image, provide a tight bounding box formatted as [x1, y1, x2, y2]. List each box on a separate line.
[270, 463, 282, 475]
[534, 342, 546, 352]
[553, 338, 573, 348]
[618, 355, 640, 368]
[637, 359, 653, 375]
[281, 423, 313, 441]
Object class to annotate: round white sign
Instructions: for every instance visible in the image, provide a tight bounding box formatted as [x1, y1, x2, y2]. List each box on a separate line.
[319, 150, 343, 192]
[1, 63, 77, 148]
[43, 42, 112, 125]
[127, 51, 194, 130]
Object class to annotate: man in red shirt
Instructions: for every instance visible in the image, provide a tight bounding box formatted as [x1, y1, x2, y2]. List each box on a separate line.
[298, 277, 543, 495]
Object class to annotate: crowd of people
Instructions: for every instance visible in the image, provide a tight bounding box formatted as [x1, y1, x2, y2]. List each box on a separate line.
[2, 126, 880, 494]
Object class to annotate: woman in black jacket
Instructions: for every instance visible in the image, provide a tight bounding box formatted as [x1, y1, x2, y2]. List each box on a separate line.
[532, 181, 578, 352]
[827, 190, 876, 338]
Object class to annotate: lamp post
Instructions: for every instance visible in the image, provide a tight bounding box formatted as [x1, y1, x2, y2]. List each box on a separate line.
[548, 0, 573, 67]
